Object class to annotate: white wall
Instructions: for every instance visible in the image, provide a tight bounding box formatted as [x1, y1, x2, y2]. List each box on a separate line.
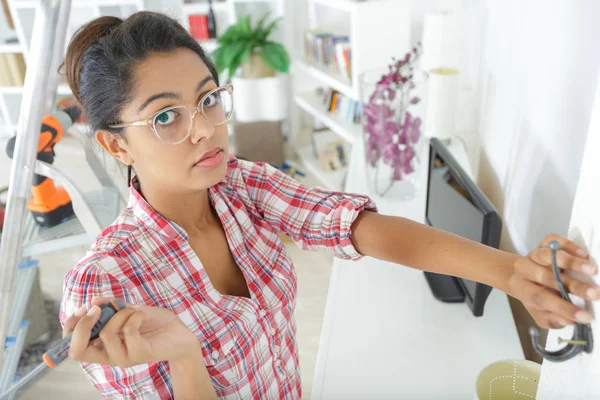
[472, 0, 600, 256]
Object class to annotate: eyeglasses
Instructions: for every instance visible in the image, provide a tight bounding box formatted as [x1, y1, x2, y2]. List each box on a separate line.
[109, 85, 234, 145]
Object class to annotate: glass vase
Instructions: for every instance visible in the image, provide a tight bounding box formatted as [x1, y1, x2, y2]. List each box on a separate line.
[359, 65, 427, 200]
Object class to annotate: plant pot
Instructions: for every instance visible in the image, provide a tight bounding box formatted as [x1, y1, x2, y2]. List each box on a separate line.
[231, 75, 289, 123]
[242, 52, 276, 79]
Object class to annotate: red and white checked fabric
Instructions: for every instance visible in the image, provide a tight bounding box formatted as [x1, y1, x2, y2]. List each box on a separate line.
[60, 154, 377, 399]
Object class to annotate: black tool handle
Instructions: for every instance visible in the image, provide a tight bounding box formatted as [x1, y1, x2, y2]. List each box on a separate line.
[43, 299, 126, 368]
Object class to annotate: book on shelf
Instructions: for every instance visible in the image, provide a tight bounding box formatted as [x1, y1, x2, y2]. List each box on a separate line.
[317, 87, 362, 125]
[0, 53, 26, 86]
[189, 14, 210, 40]
[311, 128, 348, 172]
[304, 30, 352, 81]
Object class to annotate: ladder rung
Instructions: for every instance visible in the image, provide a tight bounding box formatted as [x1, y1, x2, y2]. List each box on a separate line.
[7, 261, 38, 338]
[22, 188, 122, 257]
[0, 321, 30, 394]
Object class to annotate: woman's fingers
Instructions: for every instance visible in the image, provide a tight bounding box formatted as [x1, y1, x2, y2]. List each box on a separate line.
[529, 247, 597, 276]
[99, 307, 139, 368]
[91, 296, 134, 308]
[519, 279, 593, 324]
[69, 306, 105, 361]
[122, 311, 149, 364]
[534, 310, 574, 329]
[539, 234, 591, 260]
[516, 261, 600, 302]
[62, 305, 89, 338]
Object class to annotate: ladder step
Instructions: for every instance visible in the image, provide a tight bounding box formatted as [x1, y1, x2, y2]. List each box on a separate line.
[7, 261, 38, 338]
[22, 187, 122, 257]
[0, 321, 30, 395]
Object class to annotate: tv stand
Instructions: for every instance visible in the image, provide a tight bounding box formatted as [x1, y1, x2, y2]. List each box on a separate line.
[424, 271, 465, 303]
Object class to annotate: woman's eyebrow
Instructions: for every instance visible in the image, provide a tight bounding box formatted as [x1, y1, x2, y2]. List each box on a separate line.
[196, 76, 215, 93]
[137, 76, 215, 113]
[137, 92, 179, 113]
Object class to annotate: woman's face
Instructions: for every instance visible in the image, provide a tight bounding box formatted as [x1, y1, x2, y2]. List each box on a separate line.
[99, 48, 229, 193]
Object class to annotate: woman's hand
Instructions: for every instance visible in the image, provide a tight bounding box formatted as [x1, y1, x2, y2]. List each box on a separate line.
[63, 297, 199, 368]
[508, 234, 599, 329]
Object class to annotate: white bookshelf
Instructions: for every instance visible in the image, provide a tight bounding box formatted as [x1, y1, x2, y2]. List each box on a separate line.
[179, 0, 286, 37]
[0, 43, 22, 53]
[291, 0, 412, 191]
[0, 0, 148, 134]
[294, 90, 361, 144]
[297, 146, 346, 191]
[294, 60, 354, 99]
[0, 0, 286, 135]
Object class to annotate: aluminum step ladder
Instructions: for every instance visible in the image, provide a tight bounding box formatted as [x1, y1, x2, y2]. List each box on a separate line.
[0, 1, 123, 396]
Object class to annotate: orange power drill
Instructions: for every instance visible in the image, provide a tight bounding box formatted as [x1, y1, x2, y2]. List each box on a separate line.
[6, 106, 81, 227]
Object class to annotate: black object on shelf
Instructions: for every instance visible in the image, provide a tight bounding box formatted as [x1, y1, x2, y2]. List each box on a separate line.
[424, 138, 502, 317]
[207, 0, 217, 39]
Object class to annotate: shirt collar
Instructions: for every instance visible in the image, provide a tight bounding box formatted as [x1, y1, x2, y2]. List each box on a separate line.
[126, 155, 236, 242]
[128, 176, 189, 243]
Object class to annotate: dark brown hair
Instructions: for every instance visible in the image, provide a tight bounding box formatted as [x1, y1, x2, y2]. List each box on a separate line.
[65, 11, 219, 134]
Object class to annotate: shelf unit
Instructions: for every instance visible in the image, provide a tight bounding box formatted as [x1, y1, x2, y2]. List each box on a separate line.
[291, 0, 412, 191]
[294, 90, 361, 144]
[0, 43, 21, 53]
[0, 0, 287, 134]
[296, 146, 346, 192]
[179, 0, 286, 39]
[0, 0, 147, 135]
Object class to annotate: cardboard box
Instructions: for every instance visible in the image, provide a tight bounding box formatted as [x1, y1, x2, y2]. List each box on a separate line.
[232, 120, 285, 165]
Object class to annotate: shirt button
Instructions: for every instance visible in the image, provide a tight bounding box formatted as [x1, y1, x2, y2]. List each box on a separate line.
[273, 345, 280, 353]
[259, 309, 267, 318]
[269, 328, 276, 336]
[275, 359, 281, 366]
[211, 350, 219, 360]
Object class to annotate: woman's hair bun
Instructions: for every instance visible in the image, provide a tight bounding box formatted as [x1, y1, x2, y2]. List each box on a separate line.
[64, 16, 122, 103]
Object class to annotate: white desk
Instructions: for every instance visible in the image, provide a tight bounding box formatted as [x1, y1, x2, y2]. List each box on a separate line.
[311, 139, 524, 399]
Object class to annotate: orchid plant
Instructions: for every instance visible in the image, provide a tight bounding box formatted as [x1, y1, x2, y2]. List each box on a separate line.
[362, 44, 423, 196]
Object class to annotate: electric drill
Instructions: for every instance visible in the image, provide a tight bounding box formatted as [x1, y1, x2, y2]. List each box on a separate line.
[6, 106, 81, 227]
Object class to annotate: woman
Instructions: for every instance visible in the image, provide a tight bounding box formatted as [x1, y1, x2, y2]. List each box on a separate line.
[60, 12, 597, 400]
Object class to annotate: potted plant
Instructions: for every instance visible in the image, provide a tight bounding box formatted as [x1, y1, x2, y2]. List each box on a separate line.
[212, 13, 290, 123]
[212, 13, 290, 79]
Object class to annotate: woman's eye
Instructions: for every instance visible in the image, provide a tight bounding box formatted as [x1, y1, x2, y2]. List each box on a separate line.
[202, 93, 220, 108]
[155, 109, 178, 125]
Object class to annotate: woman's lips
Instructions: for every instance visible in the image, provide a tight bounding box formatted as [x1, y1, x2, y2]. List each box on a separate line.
[194, 149, 224, 168]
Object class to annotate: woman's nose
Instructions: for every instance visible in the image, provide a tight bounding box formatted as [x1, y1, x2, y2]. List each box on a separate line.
[189, 110, 214, 143]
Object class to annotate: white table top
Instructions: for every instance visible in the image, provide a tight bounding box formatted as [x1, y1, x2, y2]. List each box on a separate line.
[311, 138, 524, 399]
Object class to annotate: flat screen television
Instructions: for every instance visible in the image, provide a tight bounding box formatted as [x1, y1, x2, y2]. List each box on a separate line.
[424, 138, 502, 317]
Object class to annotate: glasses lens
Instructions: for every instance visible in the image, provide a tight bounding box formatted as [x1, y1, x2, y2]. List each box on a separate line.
[153, 106, 193, 144]
[201, 87, 233, 125]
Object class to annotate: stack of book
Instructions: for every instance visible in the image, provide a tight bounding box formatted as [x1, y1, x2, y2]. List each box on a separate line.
[320, 87, 362, 125]
[189, 15, 211, 40]
[0, 52, 26, 86]
[304, 30, 351, 81]
[311, 128, 348, 172]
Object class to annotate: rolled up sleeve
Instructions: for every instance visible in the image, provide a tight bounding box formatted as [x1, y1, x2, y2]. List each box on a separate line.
[242, 161, 377, 260]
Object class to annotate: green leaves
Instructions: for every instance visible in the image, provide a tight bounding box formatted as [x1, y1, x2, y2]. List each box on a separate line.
[260, 42, 290, 73]
[238, 15, 253, 38]
[212, 12, 290, 77]
[256, 18, 281, 43]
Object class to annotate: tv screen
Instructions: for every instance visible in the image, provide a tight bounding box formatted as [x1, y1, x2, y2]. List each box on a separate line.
[424, 138, 502, 316]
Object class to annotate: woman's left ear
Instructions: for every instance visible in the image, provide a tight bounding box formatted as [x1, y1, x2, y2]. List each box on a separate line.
[95, 129, 135, 166]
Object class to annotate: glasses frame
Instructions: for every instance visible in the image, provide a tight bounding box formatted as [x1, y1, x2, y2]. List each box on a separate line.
[108, 84, 234, 145]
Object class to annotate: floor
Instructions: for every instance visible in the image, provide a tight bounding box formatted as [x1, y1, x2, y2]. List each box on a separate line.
[0, 134, 333, 399]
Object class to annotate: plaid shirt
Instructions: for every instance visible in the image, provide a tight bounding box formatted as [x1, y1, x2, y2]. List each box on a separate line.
[60, 154, 376, 399]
